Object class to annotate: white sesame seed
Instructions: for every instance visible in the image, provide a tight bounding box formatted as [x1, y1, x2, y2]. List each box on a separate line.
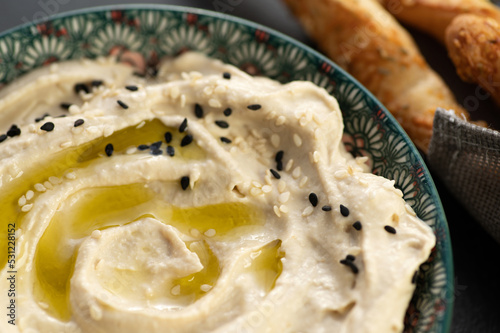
[279, 191, 290, 204]
[18, 195, 26, 207]
[262, 185, 272, 193]
[313, 151, 320, 163]
[21, 204, 33, 213]
[334, 170, 349, 179]
[264, 175, 272, 185]
[91, 230, 102, 239]
[200, 284, 212, 292]
[251, 129, 262, 139]
[302, 206, 314, 217]
[276, 116, 286, 126]
[395, 189, 404, 197]
[285, 159, 294, 172]
[126, 146, 137, 155]
[273, 205, 281, 217]
[203, 86, 213, 95]
[271, 134, 280, 148]
[60, 141, 72, 148]
[234, 136, 244, 145]
[190, 229, 201, 237]
[65, 172, 77, 180]
[181, 72, 190, 80]
[34, 183, 46, 192]
[312, 113, 321, 125]
[204, 229, 216, 237]
[180, 94, 186, 107]
[266, 111, 277, 120]
[171, 285, 181, 296]
[250, 187, 262, 196]
[252, 181, 262, 188]
[44, 181, 53, 190]
[68, 104, 81, 114]
[299, 115, 310, 127]
[209, 98, 221, 108]
[229, 146, 238, 154]
[279, 205, 289, 214]
[136, 121, 146, 129]
[292, 166, 302, 179]
[38, 302, 49, 309]
[28, 124, 36, 133]
[299, 176, 308, 188]
[214, 85, 227, 94]
[26, 190, 34, 201]
[359, 178, 368, 187]
[170, 86, 180, 99]
[49, 176, 62, 185]
[278, 180, 287, 193]
[293, 134, 303, 147]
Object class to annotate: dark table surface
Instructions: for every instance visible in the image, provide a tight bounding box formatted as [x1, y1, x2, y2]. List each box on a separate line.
[3, 1, 500, 332]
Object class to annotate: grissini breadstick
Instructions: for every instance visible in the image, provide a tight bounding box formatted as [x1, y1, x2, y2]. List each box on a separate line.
[377, 0, 500, 43]
[445, 14, 500, 107]
[283, 0, 470, 153]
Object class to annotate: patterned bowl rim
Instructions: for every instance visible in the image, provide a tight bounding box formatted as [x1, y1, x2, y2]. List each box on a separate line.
[0, 4, 454, 332]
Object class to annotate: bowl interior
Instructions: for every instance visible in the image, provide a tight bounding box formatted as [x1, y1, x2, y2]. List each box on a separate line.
[0, 5, 453, 332]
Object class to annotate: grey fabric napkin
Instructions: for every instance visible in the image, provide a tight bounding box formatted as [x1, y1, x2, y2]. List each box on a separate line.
[428, 108, 500, 242]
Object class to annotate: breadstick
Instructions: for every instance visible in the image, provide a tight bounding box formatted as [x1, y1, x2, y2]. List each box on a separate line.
[284, 0, 470, 153]
[445, 14, 500, 107]
[377, 0, 500, 43]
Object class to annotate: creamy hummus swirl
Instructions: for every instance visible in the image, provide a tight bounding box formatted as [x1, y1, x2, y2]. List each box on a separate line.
[0, 53, 435, 333]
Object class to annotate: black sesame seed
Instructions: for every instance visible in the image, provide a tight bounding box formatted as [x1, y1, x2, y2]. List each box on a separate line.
[194, 104, 204, 119]
[276, 161, 283, 171]
[117, 100, 129, 109]
[223, 72, 231, 79]
[164, 131, 173, 144]
[223, 108, 232, 117]
[247, 104, 262, 111]
[40, 122, 55, 132]
[105, 143, 114, 157]
[74, 83, 90, 94]
[352, 221, 363, 231]
[322, 205, 332, 211]
[91, 80, 103, 87]
[60, 103, 72, 110]
[215, 120, 229, 129]
[180, 134, 193, 147]
[180, 176, 190, 190]
[309, 193, 318, 207]
[340, 204, 350, 217]
[138, 144, 150, 151]
[166, 145, 175, 156]
[74, 119, 85, 127]
[270, 169, 281, 179]
[56, 114, 67, 118]
[150, 141, 162, 150]
[7, 125, 21, 137]
[220, 136, 232, 144]
[0, 134, 7, 143]
[125, 85, 138, 91]
[346, 254, 356, 262]
[275, 150, 284, 162]
[179, 118, 188, 133]
[340, 259, 359, 274]
[151, 149, 163, 156]
[411, 270, 418, 284]
[35, 113, 50, 123]
[384, 225, 397, 234]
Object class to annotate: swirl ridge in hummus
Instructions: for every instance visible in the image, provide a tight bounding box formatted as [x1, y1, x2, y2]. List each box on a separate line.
[0, 52, 435, 333]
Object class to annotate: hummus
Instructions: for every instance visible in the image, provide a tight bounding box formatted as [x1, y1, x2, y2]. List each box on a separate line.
[0, 52, 435, 333]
